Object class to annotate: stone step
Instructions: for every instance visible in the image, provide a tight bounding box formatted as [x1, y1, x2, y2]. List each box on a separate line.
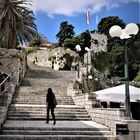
[12, 98, 72, 102]
[2, 130, 112, 135]
[8, 109, 87, 114]
[12, 96, 72, 101]
[0, 135, 116, 140]
[7, 117, 91, 121]
[13, 93, 71, 96]
[8, 111, 88, 115]
[11, 102, 74, 105]
[12, 92, 74, 104]
[12, 98, 73, 101]
[24, 72, 76, 78]
[17, 91, 68, 95]
[12, 98, 73, 100]
[2, 120, 110, 131]
[20, 78, 72, 86]
[12, 99, 73, 102]
[8, 105, 87, 112]
[12, 99, 74, 103]
[7, 113, 90, 117]
[20, 85, 69, 88]
[14, 95, 68, 98]
[9, 104, 85, 109]
[15, 92, 69, 96]
[8, 110, 87, 115]
[19, 87, 69, 91]
[0, 120, 115, 140]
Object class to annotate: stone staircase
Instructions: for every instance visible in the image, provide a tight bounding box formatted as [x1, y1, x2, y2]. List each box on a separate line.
[0, 63, 115, 140]
[7, 104, 91, 121]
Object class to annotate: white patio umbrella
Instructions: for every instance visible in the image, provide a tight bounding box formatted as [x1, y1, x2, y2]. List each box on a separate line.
[93, 84, 140, 102]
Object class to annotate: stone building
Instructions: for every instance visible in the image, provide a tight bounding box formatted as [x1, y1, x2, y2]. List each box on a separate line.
[82, 33, 108, 76]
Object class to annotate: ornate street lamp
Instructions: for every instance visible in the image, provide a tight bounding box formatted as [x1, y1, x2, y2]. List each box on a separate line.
[75, 45, 81, 79]
[109, 23, 139, 119]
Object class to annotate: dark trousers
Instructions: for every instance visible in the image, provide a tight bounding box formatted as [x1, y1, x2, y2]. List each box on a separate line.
[47, 107, 55, 123]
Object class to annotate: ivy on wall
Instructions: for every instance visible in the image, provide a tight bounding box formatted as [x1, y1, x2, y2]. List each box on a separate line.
[62, 53, 74, 70]
[91, 51, 108, 73]
[48, 53, 74, 70]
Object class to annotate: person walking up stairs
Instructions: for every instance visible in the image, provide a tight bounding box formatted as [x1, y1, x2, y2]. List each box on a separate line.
[46, 88, 57, 125]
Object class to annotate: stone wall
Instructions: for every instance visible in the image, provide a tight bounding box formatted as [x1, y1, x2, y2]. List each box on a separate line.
[0, 48, 27, 83]
[27, 47, 77, 70]
[89, 108, 140, 140]
[0, 48, 27, 131]
[83, 33, 107, 68]
[90, 33, 107, 53]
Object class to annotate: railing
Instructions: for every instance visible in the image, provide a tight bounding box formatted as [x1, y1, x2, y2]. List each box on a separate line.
[0, 73, 11, 96]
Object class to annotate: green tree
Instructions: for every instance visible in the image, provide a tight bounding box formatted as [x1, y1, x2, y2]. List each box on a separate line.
[98, 16, 140, 80]
[98, 16, 126, 78]
[127, 24, 140, 80]
[64, 30, 91, 56]
[56, 21, 75, 46]
[16, 9, 37, 46]
[80, 30, 91, 49]
[98, 16, 125, 37]
[0, 0, 37, 48]
[29, 33, 48, 47]
[109, 44, 124, 77]
[64, 36, 83, 51]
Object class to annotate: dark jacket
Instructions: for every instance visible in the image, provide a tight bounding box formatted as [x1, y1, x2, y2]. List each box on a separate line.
[46, 91, 57, 108]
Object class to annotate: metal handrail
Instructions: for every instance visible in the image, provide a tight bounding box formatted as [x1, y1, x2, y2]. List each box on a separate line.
[0, 73, 11, 96]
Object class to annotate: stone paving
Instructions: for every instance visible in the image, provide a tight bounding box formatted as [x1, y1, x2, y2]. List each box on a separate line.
[3, 120, 109, 130]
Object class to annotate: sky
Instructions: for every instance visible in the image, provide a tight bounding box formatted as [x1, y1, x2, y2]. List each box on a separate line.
[29, 0, 140, 43]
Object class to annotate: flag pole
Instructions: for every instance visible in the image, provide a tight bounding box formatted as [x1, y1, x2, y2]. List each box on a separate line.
[96, 13, 99, 33]
[86, 10, 90, 31]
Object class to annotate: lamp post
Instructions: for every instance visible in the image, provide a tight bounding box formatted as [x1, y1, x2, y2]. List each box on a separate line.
[109, 23, 139, 119]
[88, 75, 93, 93]
[75, 45, 81, 79]
[85, 47, 90, 92]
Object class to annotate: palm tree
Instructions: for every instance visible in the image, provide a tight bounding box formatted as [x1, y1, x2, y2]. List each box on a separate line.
[0, 0, 37, 48]
[29, 33, 48, 47]
[15, 10, 37, 47]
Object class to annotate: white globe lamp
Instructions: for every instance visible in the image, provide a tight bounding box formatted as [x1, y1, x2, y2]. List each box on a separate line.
[125, 23, 139, 36]
[109, 25, 122, 37]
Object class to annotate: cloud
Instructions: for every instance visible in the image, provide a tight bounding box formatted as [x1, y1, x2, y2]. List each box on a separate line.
[29, 0, 140, 17]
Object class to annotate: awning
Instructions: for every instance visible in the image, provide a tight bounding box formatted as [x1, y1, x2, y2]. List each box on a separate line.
[93, 84, 140, 102]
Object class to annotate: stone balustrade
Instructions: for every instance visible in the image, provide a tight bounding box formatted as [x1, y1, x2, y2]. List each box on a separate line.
[0, 85, 15, 131]
[67, 84, 101, 108]
[0, 106, 7, 131]
[89, 108, 140, 140]
[88, 108, 126, 134]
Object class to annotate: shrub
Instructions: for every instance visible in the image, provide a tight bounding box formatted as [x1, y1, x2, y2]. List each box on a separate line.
[26, 46, 40, 54]
[134, 71, 140, 81]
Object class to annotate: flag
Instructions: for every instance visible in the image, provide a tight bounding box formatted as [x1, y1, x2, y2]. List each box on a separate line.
[86, 10, 90, 25]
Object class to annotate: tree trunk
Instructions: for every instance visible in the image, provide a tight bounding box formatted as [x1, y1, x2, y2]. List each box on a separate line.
[12, 29, 17, 49]
[2, 14, 9, 48]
